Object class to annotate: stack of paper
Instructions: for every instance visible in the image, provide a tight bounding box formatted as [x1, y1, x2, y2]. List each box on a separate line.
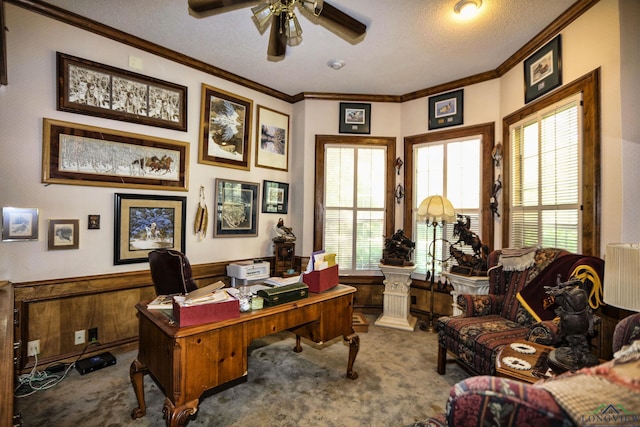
[147, 294, 175, 310]
[264, 276, 301, 287]
[181, 281, 229, 306]
[306, 250, 337, 272]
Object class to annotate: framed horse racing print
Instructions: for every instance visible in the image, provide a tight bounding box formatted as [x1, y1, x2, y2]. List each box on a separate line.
[42, 118, 189, 191]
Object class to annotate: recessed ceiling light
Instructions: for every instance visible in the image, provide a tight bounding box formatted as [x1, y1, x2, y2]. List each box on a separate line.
[454, 0, 482, 18]
[328, 59, 346, 70]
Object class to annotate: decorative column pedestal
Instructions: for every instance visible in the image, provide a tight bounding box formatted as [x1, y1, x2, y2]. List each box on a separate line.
[442, 272, 489, 316]
[375, 264, 417, 331]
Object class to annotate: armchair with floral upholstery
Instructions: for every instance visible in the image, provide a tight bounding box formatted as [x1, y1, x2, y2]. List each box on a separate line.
[437, 247, 604, 376]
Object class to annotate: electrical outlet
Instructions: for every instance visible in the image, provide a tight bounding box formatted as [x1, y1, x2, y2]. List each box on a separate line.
[75, 330, 85, 345]
[27, 340, 40, 357]
[88, 327, 98, 343]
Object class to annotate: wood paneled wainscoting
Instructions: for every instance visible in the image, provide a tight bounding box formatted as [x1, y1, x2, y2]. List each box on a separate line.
[13, 261, 232, 373]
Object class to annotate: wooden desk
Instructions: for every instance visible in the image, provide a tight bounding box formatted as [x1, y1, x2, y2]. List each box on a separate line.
[130, 285, 359, 427]
[495, 341, 553, 384]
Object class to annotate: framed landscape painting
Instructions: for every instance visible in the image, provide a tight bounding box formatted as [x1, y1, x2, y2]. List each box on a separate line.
[114, 193, 186, 264]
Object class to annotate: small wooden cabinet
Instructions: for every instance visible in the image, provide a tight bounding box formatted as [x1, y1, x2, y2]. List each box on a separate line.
[273, 242, 295, 277]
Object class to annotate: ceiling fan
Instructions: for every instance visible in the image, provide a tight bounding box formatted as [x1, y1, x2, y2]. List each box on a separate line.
[188, 0, 367, 59]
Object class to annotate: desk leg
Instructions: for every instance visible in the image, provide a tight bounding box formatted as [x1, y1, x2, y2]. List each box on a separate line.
[344, 333, 359, 380]
[163, 397, 199, 427]
[293, 335, 302, 353]
[130, 358, 149, 419]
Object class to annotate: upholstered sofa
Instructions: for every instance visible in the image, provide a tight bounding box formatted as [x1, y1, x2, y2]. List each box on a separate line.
[437, 247, 604, 376]
[412, 313, 640, 427]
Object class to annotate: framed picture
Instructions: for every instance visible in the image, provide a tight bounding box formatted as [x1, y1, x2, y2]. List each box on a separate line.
[88, 215, 100, 230]
[428, 89, 463, 130]
[198, 84, 253, 170]
[114, 193, 186, 264]
[48, 219, 79, 250]
[255, 106, 289, 171]
[0, 1, 6, 86]
[2, 207, 39, 241]
[42, 118, 189, 191]
[214, 178, 259, 237]
[262, 180, 289, 214]
[57, 52, 187, 131]
[339, 102, 371, 134]
[524, 35, 562, 104]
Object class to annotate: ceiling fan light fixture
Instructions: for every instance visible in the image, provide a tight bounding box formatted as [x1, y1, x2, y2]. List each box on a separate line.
[300, 0, 323, 16]
[454, 0, 482, 17]
[252, 2, 276, 28]
[285, 12, 303, 39]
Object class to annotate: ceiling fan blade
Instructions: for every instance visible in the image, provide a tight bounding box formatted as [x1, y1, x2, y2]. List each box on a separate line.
[317, 1, 366, 38]
[188, 0, 255, 13]
[267, 12, 287, 58]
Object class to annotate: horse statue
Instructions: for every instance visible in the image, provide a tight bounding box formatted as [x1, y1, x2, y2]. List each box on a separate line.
[450, 214, 488, 274]
[545, 276, 599, 371]
[381, 229, 415, 266]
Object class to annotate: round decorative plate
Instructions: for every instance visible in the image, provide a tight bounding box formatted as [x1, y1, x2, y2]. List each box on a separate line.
[502, 356, 531, 370]
[510, 342, 536, 354]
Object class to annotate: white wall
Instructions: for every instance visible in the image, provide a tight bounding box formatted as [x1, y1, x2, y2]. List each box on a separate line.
[0, 4, 294, 282]
[0, 0, 634, 283]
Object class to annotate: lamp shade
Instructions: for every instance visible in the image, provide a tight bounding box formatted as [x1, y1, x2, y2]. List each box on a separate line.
[603, 243, 640, 311]
[417, 195, 456, 224]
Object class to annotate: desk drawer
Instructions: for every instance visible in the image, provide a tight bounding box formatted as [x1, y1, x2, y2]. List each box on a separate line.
[244, 303, 320, 343]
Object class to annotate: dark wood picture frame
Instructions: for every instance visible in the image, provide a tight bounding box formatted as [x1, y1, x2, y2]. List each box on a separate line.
[339, 102, 371, 134]
[42, 118, 189, 191]
[198, 84, 253, 171]
[262, 180, 289, 214]
[114, 193, 186, 264]
[0, 1, 7, 86]
[524, 35, 562, 104]
[88, 215, 100, 230]
[2, 207, 39, 241]
[428, 89, 464, 130]
[214, 178, 259, 237]
[48, 219, 79, 250]
[256, 105, 289, 171]
[57, 52, 187, 131]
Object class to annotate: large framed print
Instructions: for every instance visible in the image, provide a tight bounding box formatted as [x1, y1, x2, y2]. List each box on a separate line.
[428, 89, 463, 130]
[256, 106, 289, 171]
[43, 118, 189, 191]
[48, 219, 79, 250]
[2, 207, 39, 241]
[114, 193, 186, 264]
[262, 180, 289, 214]
[524, 35, 562, 104]
[214, 179, 259, 237]
[339, 102, 371, 134]
[198, 84, 253, 171]
[57, 52, 187, 131]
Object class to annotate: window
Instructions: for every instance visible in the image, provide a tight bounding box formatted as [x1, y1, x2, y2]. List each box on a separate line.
[404, 123, 494, 277]
[502, 69, 600, 256]
[314, 135, 396, 274]
[509, 95, 582, 252]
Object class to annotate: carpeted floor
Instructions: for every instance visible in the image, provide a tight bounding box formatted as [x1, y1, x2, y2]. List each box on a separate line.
[15, 315, 467, 427]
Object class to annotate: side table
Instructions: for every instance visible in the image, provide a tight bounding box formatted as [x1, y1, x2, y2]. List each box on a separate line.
[495, 341, 554, 384]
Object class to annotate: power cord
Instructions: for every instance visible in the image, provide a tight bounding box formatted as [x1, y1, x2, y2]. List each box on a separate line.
[14, 341, 101, 398]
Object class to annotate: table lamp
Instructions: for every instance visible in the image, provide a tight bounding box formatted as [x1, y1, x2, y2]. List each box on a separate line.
[417, 195, 456, 332]
[603, 243, 640, 311]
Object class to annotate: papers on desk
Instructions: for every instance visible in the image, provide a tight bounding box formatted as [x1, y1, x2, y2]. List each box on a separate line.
[264, 276, 302, 287]
[183, 281, 227, 305]
[147, 294, 176, 310]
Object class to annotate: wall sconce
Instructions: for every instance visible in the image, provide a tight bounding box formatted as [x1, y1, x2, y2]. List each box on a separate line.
[395, 184, 405, 204]
[395, 157, 403, 175]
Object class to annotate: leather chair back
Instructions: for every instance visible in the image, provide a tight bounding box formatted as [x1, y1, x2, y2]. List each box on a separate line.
[148, 249, 198, 295]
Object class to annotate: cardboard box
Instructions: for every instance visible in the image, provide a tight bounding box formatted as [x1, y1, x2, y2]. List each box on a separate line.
[302, 264, 339, 293]
[172, 296, 239, 327]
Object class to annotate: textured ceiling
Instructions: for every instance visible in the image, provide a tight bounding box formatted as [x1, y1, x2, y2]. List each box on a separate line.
[42, 0, 577, 96]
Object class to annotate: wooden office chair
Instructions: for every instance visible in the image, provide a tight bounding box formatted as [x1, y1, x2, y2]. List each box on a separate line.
[148, 249, 198, 295]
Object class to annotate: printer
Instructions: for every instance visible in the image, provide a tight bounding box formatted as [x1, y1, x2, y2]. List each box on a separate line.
[226, 261, 270, 287]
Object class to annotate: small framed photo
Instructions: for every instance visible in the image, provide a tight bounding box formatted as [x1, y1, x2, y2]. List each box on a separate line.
[428, 89, 463, 130]
[88, 214, 100, 230]
[114, 193, 186, 264]
[2, 207, 39, 241]
[48, 219, 79, 250]
[198, 84, 253, 171]
[262, 180, 289, 214]
[339, 102, 371, 134]
[524, 35, 562, 104]
[214, 178, 259, 237]
[256, 105, 289, 171]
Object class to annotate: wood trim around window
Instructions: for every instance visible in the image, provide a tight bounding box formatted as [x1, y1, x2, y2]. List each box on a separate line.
[501, 68, 601, 256]
[314, 135, 397, 252]
[403, 122, 495, 251]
